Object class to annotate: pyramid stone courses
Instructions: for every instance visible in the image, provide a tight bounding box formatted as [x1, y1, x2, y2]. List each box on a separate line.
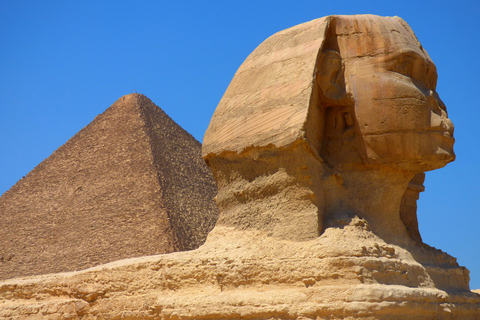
[0, 93, 218, 280]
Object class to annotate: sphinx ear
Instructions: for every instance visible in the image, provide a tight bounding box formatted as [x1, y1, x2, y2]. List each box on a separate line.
[317, 50, 348, 104]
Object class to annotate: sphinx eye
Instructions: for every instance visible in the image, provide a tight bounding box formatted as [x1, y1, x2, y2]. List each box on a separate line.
[389, 54, 415, 78]
[388, 52, 426, 82]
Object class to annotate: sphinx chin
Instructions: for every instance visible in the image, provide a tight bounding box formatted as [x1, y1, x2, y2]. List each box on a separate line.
[414, 140, 456, 172]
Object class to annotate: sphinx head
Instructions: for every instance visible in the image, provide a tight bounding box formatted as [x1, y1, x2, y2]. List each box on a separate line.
[203, 15, 455, 241]
[319, 15, 455, 172]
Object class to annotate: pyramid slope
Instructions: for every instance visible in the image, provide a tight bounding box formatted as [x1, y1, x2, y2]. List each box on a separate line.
[138, 94, 219, 250]
[0, 93, 218, 280]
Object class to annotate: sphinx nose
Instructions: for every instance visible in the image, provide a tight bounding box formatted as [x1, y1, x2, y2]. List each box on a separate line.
[428, 91, 454, 135]
[428, 90, 447, 117]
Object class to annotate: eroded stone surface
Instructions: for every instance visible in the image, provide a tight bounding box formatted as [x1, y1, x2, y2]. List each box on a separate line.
[0, 225, 479, 319]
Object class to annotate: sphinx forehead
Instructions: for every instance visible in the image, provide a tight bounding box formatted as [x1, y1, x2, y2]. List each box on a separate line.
[334, 15, 425, 60]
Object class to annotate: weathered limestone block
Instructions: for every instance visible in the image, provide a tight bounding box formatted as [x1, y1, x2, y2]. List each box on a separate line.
[0, 93, 218, 280]
[0, 15, 479, 320]
[0, 226, 479, 319]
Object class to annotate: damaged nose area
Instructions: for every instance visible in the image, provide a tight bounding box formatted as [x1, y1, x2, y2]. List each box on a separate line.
[428, 91, 454, 137]
[429, 109, 454, 136]
[427, 91, 447, 116]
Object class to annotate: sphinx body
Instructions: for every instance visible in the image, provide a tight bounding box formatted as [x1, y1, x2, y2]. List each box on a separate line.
[1, 15, 479, 320]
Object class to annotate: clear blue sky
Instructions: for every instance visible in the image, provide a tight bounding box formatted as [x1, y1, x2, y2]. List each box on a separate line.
[1, 1, 479, 289]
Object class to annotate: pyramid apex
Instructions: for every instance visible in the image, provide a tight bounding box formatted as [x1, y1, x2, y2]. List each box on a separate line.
[115, 93, 149, 103]
[105, 93, 157, 116]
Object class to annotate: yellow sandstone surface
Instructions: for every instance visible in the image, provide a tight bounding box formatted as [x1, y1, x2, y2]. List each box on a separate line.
[1, 225, 479, 319]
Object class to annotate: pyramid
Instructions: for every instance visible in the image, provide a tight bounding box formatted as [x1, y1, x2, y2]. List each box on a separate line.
[0, 93, 218, 280]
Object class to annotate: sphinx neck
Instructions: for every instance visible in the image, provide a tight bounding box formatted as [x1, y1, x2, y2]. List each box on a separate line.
[324, 165, 416, 245]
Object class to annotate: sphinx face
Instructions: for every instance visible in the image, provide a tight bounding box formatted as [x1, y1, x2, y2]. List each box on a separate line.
[337, 16, 455, 172]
